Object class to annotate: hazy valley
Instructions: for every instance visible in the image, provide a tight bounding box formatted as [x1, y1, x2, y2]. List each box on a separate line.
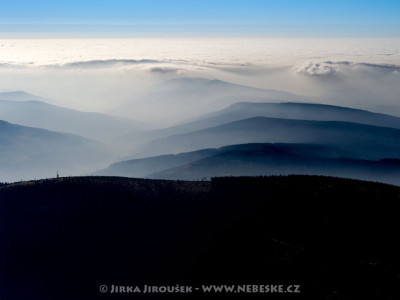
[2, 75, 400, 186]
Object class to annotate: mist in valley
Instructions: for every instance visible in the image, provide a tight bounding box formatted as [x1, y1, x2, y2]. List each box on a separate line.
[1, 38, 400, 183]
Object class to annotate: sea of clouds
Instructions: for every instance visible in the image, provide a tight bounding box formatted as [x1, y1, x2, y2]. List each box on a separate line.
[0, 37, 399, 116]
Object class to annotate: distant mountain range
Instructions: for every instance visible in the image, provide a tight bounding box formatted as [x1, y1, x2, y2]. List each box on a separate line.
[106, 95, 400, 185]
[0, 96, 143, 142]
[0, 120, 114, 182]
[3, 83, 400, 184]
[0, 91, 46, 102]
[210, 101, 400, 129]
[117, 101, 400, 153]
[135, 117, 400, 160]
[111, 77, 301, 126]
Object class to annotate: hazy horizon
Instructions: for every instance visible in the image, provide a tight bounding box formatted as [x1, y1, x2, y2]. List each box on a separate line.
[1, 37, 400, 120]
[2, 0, 399, 118]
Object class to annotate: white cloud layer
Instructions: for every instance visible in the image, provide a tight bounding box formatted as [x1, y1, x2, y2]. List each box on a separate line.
[0, 37, 400, 118]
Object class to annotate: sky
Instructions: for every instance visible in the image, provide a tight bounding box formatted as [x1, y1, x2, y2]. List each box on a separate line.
[1, 0, 400, 37]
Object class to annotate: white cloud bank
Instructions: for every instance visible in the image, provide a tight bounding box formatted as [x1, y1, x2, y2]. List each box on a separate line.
[0, 37, 400, 118]
[295, 61, 400, 77]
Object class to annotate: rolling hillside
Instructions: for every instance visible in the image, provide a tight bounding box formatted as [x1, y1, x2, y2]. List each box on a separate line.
[137, 117, 400, 160]
[94, 148, 219, 178]
[116, 101, 400, 153]
[97, 143, 400, 185]
[148, 143, 400, 185]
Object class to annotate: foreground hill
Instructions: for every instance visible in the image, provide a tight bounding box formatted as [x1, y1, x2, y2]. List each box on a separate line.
[0, 98, 142, 141]
[1, 175, 399, 299]
[0, 120, 114, 182]
[138, 117, 400, 160]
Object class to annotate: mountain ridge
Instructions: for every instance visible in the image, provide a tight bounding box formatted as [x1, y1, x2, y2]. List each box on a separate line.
[116, 101, 400, 153]
[96, 142, 400, 185]
[137, 116, 400, 160]
[0, 120, 115, 182]
[111, 77, 302, 126]
[0, 98, 143, 141]
[149, 143, 400, 185]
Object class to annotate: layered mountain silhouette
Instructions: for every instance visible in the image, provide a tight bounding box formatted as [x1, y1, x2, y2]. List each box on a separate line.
[2, 86, 400, 184]
[209, 101, 400, 129]
[106, 97, 400, 185]
[97, 143, 400, 185]
[136, 117, 400, 160]
[2, 79, 400, 300]
[116, 101, 400, 153]
[150, 144, 400, 185]
[0, 120, 114, 182]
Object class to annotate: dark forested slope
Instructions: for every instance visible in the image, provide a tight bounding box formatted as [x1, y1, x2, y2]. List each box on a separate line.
[1, 175, 399, 299]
